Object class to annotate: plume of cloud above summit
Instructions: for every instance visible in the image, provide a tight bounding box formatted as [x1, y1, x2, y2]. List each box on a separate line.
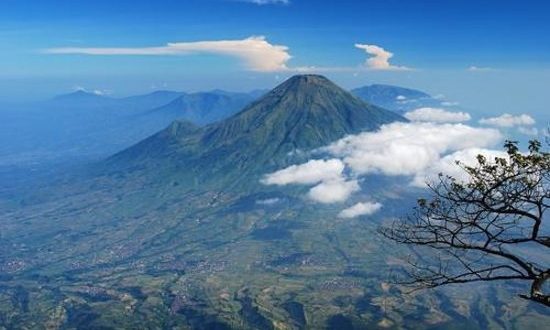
[45, 36, 291, 72]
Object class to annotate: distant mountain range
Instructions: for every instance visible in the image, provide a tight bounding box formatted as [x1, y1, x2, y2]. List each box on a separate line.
[0, 89, 261, 166]
[1, 81, 443, 168]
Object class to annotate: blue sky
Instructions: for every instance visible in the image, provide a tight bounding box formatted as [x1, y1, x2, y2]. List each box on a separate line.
[1, 0, 549, 119]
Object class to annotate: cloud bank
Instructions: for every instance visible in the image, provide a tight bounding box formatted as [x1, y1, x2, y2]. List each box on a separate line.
[404, 108, 471, 123]
[46, 36, 291, 72]
[325, 122, 502, 176]
[355, 44, 410, 71]
[262, 122, 504, 211]
[411, 147, 509, 187]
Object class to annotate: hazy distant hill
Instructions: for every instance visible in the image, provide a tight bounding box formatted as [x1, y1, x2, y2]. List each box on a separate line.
[0, 89, 260, 167]
[351, 84, 444, 113]
[51, 90, 186, 111]
[143, 90, 259, 125]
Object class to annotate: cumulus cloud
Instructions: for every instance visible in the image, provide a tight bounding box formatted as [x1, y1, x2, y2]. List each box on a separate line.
[46, 36, 291, 72]
[262, 159, 357, 204]
[262, 159, 344, 185]
[355, 44, 410, 71]
[338, 202, 382, 218]
[404, 108, 471, 123]
[411, 148, 509, 187]
[479, 114, 536, 127]
[325, 122, 502, 176]
[263, 122, 504, 207]
[307, 179, 360, 204]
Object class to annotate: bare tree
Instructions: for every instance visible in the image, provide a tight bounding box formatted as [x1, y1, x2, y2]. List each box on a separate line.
[380, 140, 549, 307]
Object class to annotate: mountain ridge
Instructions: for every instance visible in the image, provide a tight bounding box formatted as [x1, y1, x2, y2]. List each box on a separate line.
[108, 75, 406, 187]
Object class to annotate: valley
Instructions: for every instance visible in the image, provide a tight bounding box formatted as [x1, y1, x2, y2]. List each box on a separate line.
[0, 75, 548, 329]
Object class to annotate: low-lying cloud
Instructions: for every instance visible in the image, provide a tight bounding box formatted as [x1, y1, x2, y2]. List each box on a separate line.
[404, 107, 471, 123]
[411, 147, 509, 187]
[479, 113, 536, 127]
[308, 179, 360, 204]
[262, 159, 344, 185]
[338, 202, 382, 218]
[325, 122, 501, 176]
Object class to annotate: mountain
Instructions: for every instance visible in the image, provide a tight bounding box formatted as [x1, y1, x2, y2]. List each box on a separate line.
[51, 90, 118, 108]
[351, 84, 442, 113]
[1, 89, 261, 167]
[118, 90, 186, 110]
[145, 90, 257, 125]
[110, 75, 405, 186]
[51, 90, 185, 112]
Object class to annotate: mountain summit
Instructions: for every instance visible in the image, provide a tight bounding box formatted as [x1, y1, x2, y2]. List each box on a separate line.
[110, 75, 405, 185]
[198, 75, 404, 158]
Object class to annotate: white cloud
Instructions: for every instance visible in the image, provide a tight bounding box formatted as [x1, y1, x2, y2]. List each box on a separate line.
[468, 66, 495, 72]
[355, 44, 410, 71]
[404, 108, 471, 123]
[479, 114, 536, 127]
[46, 36, 291, 72]
[396, 95, 407, 101]
[262, 122, 506, 206]
[325, 122, 501, 176]
[256, 198, 281, 205]
[440, 101, 459, 107]
[518, 126, 539, 136]
[411, 148, 509, 187]
[72, 86, 111, 96]
[242, 0, 289, 4]
[338, 202, 382, 218]
[307, 179, 360, 204]
[262, 159, 344, 185]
